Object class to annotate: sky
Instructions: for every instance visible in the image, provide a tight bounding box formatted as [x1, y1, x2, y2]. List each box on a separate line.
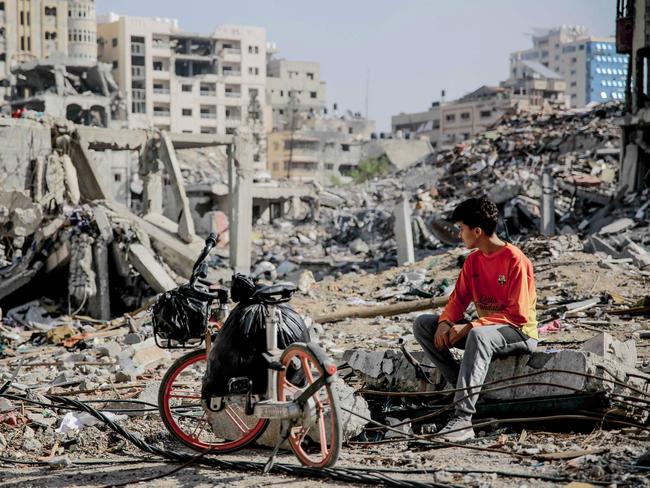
[97, 0, 615, 131]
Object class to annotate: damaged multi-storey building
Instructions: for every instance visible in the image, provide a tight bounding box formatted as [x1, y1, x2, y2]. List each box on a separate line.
[617, 0, 650, 192]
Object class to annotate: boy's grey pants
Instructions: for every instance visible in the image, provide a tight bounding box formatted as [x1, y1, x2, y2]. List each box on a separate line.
[413, 314, 537, 417]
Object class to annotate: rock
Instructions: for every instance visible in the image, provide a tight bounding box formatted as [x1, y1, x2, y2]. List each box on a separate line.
[297, 270, 316, 294]
[0, 398, 14, 413]
[252, 260, 277, 280]
[117, 338, 169, 379]
[598, 218, 635, 235]
[349, 238, 370, 254]
[276, 261, 298, 278]
[97, 340, 122, 358]
[123, 333, 143, 345]
[47, 455, 72, 469]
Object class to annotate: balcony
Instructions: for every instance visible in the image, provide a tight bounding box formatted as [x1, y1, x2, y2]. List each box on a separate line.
[225, 91, 241, 98]
[223, 70, 241, 77]
[153, 87, 170, 95]
[200, 90, 217, 97]
[200, 112, 217, 119]
[154, 110, 170, 117]
[224, 47, 241, 55]
[131, 66, 145, 80]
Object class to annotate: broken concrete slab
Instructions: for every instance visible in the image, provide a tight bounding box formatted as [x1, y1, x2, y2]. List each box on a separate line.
[128, 243, 178, 293]
[581, 332, 637, 369]
[598, 218, 635, 236]
[158, 131, 196, 243]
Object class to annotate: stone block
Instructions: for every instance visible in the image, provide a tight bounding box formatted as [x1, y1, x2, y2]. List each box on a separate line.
[581, 332, 637, 369]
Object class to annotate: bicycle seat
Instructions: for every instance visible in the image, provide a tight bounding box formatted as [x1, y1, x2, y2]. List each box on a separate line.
[251, 282, 297, 304]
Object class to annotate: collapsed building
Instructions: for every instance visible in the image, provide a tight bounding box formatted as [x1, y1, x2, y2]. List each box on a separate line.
[6, 56, 125, 128]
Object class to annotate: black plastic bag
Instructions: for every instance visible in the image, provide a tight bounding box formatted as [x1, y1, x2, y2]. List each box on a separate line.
[151, 284, 209, 346]
[230, 273, 256, 303]
[202, 302, 310, 397]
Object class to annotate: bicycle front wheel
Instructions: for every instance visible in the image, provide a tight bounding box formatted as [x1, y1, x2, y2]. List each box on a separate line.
[277, 343, 342, 468]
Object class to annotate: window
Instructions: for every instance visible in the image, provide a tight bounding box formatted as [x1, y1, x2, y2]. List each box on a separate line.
[570, 69, 576, 76]
[182, 108, 192, 116]
[279, 109, 284, 115]
[280, 90, 284, 97]
[182, 84, 192, 92]
[480, 110, 491, 118]
[460, 112, 470, 120]
[570, 81, 577, 87]
[254, 67, 259, 75]
[114, 173, 122, 182]
[307, 72, 314, 80]
[132, 101, 146, 113]
[20, 36, 24, 50]
[112, 60, 118, 69]
[310, 91, 317, 99]
[600, 91, 607, 99]
[254, 46, 259, 54]
[579, 44, 584, 50]
[341, 144, 350, 152]
[571, 57, 577, 64]
[348, 127, 353, 134]
[248, 45, 253, 54]
[112, 38, 118, 47]
[248, 67, 253, 75]
[153, 61, 163, 71]
[445, 113, 455, 122]
[20, 11, 24, 25]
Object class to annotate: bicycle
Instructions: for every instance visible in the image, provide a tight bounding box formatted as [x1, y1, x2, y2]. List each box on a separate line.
[156, 233, 342, 468]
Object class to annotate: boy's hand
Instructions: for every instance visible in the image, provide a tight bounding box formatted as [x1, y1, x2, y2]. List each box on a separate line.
[435, 321, 452, 350]
[449, 323, 471, 346]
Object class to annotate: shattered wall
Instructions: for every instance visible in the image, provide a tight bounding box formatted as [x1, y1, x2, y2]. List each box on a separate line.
[0, 120, 52, 192]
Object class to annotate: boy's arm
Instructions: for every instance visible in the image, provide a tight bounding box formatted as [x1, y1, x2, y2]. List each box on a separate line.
[439, 258, 472, 325]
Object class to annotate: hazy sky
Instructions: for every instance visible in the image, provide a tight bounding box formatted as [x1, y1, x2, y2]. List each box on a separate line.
[97, 0, 615, 130]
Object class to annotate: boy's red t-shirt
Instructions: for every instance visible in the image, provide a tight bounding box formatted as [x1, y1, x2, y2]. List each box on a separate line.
[439, 243, 538, 339]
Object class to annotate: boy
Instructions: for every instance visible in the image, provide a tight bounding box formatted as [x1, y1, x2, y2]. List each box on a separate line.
[413, 197, 538, 442]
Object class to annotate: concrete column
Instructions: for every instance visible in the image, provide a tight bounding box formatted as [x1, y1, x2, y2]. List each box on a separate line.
[158, 131, 196, 243]
[394, 194, 414, 265]
[88, 238, 111, 320]
[229, 130, 254, 274]
[291, 195, 302, 220]
[143, 171, 163, 215]
[540, 170, 555, 236]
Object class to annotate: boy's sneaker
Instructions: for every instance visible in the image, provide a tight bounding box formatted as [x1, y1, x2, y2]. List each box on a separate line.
[436, 416, 475, 442]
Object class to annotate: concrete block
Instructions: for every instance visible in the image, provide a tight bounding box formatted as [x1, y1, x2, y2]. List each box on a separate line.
[128, 243, 178, 293]
[581, 332, 637, 369]
[343, 349, 442, 392]
[598, 218, 635, 235]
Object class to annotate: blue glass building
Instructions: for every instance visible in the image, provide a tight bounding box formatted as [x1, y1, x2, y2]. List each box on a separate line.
[586, 40, 628, 104]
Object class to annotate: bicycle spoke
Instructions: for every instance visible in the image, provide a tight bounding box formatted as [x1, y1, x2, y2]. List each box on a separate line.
[224, 405, 250, 434]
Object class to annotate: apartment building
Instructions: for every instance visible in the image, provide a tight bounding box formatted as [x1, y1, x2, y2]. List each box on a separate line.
[266, 58, 326, 130]
[97, 14, 267, 140]
[510, 26, 628, 107]
[391, 103, 441, 147]
[0, 0, 97, 99]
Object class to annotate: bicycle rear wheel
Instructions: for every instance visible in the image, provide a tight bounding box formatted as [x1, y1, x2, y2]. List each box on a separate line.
[277, 343, 342, 468]
[158, 348, 269, 452]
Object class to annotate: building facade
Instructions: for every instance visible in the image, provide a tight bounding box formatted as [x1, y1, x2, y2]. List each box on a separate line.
[266, 58, 326, 131]
[0, 0, 97, 99]
[391, 103, 441, 147]
[510, 26, 628, 107]
[97, 14, 267, 138]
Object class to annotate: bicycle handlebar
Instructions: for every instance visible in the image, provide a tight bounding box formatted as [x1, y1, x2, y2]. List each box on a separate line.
[189, 232, 219, 288]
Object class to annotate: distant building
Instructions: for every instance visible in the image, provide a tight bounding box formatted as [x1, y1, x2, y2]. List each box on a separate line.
[0, 0, 98, 100]
[510, 25, 628, 107]
[501, 59, 568, 109]
[9, 57, 123, 127]
[266, 57, 326, 131]
[267, 111, 375, 183]
[391, 103, 441, 147]
[97, 14, 267, 143]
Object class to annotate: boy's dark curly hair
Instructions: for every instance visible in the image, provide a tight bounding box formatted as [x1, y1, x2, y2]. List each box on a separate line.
[451, 198, 499, 236]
